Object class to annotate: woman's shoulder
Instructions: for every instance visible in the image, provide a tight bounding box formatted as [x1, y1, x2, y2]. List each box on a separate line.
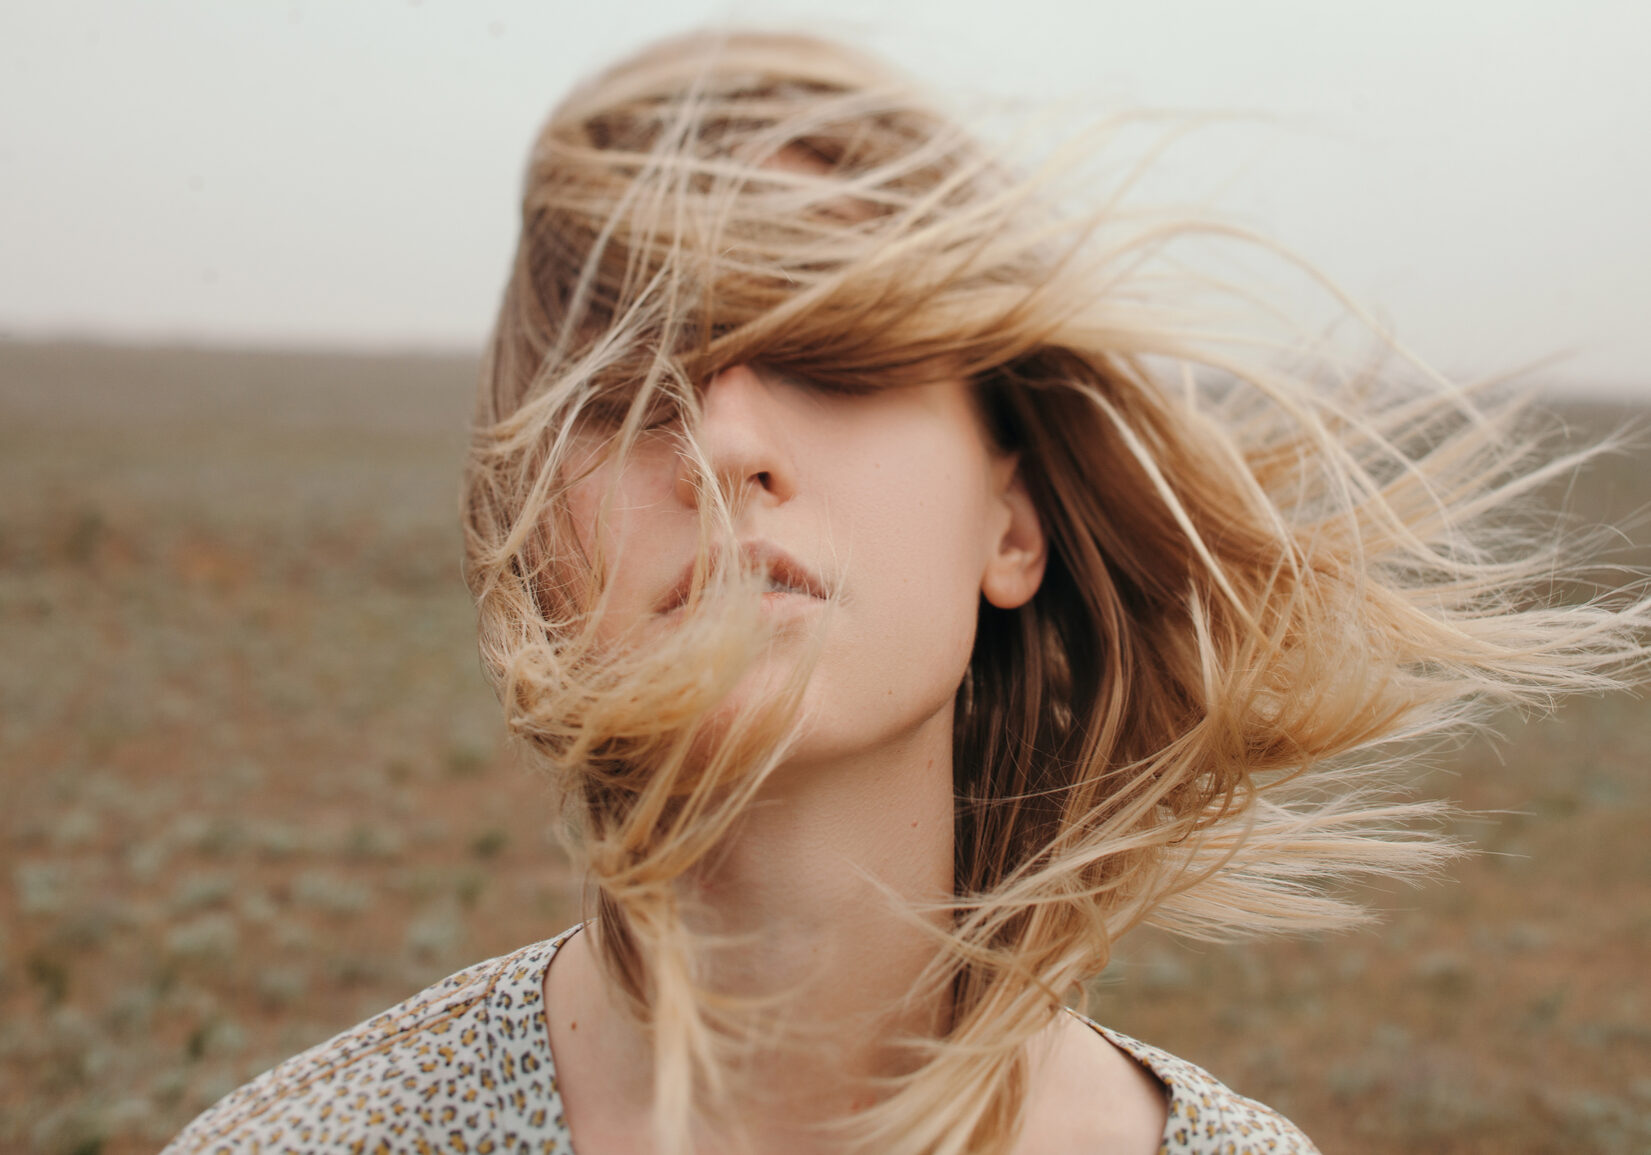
[161, 928, 580, 1154]
[1079, 1016, 1321, 1155]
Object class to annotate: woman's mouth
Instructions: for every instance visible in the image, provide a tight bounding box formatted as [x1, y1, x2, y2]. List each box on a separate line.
[656, 542, 830, 614]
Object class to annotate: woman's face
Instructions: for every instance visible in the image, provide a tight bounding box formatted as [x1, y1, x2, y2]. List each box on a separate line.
[564, 362, 1046, 768]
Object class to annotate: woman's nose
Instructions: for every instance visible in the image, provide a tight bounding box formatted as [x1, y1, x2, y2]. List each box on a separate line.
[675, 364, 796, 509]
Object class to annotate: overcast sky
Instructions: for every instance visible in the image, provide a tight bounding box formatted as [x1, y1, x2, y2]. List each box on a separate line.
[3, 0, 1647, 393]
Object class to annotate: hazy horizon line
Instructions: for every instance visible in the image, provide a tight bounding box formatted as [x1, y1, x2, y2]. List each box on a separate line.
[3, 329, 1645, 403]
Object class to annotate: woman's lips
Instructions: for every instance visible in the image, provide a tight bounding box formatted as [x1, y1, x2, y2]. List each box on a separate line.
[656, 541, 830, 614]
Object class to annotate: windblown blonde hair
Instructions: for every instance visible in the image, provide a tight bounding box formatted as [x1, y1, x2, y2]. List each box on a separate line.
[462, 29, 1649, 1155]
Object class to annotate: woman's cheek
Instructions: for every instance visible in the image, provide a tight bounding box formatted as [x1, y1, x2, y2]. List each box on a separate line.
[562, 453, 684, 636]
[875, 500, 987, 678]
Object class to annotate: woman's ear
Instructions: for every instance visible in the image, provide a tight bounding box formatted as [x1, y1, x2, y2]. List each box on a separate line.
[981, 456, 1047, 610]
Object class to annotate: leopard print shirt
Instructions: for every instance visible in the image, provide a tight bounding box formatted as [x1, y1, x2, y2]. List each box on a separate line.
[163, 926, 1318, 1154]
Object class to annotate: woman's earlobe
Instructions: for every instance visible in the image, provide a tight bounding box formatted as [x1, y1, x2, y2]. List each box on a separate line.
[981, 466, 1047, 610]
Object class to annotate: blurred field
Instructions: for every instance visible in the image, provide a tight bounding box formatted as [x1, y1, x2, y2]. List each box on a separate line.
[2, 340, 1648, 1154]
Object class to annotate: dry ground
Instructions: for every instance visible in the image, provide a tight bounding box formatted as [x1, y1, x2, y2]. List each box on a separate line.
[1, 341, 1647, 1154]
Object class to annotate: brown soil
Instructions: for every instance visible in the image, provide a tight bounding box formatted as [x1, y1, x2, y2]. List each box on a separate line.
[2, 341, 1647, 1154]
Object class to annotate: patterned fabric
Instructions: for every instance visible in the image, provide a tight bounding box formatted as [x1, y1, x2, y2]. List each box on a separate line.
[164, 926, 1317, 1154]
[1092, 1025, 1319, 1154]
[163, 931, 578, 1155]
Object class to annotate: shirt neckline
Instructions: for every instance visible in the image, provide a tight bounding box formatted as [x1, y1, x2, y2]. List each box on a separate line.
[514, 923, 1184, 1148]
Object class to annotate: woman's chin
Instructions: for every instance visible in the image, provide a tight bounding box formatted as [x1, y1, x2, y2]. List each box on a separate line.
[677, 657, 819, 771]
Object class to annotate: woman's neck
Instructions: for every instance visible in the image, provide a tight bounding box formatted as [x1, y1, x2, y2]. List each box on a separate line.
[545, 706, 958, 1154]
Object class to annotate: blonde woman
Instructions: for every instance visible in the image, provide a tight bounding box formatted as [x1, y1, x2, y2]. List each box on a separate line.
[166, 29, 1648, 1155]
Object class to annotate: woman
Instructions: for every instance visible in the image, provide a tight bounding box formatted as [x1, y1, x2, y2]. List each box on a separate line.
[166, 29, 1648, 1155]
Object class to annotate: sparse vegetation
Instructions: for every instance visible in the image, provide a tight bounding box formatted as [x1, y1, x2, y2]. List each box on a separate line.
[1, 341, 1646, 1154]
